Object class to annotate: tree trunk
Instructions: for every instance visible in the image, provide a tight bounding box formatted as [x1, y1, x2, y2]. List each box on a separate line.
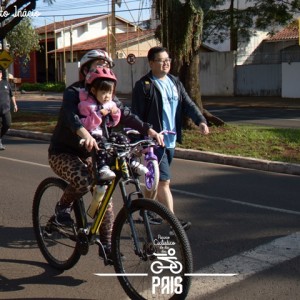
[154, 0, 225, 128]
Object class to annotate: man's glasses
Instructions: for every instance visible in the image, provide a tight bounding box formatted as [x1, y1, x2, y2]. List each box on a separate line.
[153, 58, 172, 64]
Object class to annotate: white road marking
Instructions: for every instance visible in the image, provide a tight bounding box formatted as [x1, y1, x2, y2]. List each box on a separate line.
[172, 188, 300, 216]
[0, 156, 49, 168]
[94, 273, 148, 276]
[189, 232, 300, 298]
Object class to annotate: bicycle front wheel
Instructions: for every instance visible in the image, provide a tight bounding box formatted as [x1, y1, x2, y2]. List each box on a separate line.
[145, 160, 159, 192]
[111, 199, 193, 300]
[32, 177, 83, 270]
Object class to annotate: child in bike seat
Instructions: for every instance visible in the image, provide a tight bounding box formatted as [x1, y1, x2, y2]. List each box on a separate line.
[78, 67, 121, 180]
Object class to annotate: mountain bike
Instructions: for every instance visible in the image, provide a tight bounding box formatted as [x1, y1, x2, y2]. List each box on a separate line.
[32, 136, 193, 299]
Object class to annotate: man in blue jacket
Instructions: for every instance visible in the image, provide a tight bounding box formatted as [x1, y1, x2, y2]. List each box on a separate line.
[132, 46, 209, 231]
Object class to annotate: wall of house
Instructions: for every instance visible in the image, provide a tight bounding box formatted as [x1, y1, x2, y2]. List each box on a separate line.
[66, 62, 80, 87]
[56, 18, 131, 49]
[65, 52, 300, 98]
[236, 64, 282, 96]
[282, 62, 300, 98]
[117, 39, 160, 58]
[56, 20, 109, 49]
[199, 52, 234, 96]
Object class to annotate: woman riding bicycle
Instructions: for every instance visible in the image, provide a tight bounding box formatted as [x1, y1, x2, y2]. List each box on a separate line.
[48, 49, 164, 258]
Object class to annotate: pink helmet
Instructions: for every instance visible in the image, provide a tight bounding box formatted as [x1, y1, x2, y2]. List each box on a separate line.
[85, 67, 117, 86]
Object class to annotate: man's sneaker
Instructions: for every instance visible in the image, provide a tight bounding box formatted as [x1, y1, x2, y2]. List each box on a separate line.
[169, 219, 192, 236]
[55, 202, 74, 226]
[99, 165, 116, 180]
[0, 142, 5, 150]
[139, 210, 163, 225]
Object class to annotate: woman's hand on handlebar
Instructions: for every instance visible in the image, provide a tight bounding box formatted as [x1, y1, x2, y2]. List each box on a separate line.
[147, 128, 165, 147]
[77, 127, 100, 152]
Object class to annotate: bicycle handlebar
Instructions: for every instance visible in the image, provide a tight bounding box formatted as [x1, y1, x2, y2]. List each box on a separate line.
[80, 138, 156, 155]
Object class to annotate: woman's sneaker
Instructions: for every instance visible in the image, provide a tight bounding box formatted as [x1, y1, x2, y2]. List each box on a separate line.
[99, 165, 116, 180]
[55, 202, 74, 226]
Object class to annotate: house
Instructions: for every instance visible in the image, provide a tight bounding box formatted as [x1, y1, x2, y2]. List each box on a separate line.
[241, 21, 300, 65]
[13, 14, 159, 83]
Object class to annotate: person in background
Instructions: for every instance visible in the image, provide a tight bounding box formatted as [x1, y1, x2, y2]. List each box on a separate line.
[48, 49, 164, 260]
[132, 46, 209, 231]
[0, 69, 18, 150]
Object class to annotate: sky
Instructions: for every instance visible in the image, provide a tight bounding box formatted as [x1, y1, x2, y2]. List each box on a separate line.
[32, 0, 152, 28]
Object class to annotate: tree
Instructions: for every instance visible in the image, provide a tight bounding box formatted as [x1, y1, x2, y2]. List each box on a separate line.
[202, 0, 300, 50]
[154, 0, 224, 126]
[6, 17, 40, 63]
[152, 0, 300, 127]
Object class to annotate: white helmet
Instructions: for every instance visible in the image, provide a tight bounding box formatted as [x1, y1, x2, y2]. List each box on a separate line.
[80, 49, 115, 75]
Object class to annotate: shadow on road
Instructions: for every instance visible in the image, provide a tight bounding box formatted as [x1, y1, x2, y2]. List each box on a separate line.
[0, 226, 86, 293]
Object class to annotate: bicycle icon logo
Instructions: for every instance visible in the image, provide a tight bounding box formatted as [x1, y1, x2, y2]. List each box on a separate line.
[150, 248, 183, 275]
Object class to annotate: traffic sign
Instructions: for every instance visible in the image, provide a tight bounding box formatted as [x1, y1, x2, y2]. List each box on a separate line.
[0, 50, 13, 69]
[127, 53, 136, 65]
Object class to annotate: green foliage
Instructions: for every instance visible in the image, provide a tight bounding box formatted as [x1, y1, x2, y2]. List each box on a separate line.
[6, 18, 40, 63]
[40, 82, 66, 92]
[202, 0, 300, 46]
[181, 125, 300, 163]
[20, 82, 43, 91]
[20, 82, 66, 92]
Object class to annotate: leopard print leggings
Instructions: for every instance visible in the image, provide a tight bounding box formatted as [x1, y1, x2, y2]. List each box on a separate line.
[49, 153, 114, 246]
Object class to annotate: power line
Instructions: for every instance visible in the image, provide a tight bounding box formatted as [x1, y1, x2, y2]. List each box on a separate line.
[34, 0, 153, 26]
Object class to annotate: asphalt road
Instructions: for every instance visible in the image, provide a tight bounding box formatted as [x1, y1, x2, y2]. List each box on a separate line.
[1, 136, 299, 299]
[207, 106, 300, 128]
[17, 99, 300, 128]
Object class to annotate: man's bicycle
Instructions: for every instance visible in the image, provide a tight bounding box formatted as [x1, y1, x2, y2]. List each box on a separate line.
[32, 136, 193, 300]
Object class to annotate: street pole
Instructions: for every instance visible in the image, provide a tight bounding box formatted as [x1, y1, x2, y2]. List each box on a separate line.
[111, 0, 116, 59]
[0, 0, 7, 80]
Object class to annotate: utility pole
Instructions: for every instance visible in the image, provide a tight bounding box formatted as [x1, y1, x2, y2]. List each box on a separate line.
[111, 0, 116, 59]
[0, 0, 7, 80]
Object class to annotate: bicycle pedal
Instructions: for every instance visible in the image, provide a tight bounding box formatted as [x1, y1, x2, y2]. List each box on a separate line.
[77, 230, 89, 255]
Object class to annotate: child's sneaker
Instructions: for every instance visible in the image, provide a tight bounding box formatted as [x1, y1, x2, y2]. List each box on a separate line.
[99, 165, 116, 180]
[0, 142, 5, 150]
[131, 161, 149, 176]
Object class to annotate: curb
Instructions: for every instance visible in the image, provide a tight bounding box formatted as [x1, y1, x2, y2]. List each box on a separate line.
[7, 129, 300, 176]
[175, 148, 300, 176]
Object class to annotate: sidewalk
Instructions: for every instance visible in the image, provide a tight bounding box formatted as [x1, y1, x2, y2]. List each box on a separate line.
[202, 96, 300, 109]
[16, 91, 300, 109]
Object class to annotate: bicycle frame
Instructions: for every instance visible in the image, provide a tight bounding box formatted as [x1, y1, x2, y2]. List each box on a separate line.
[77, 141, 153, 259]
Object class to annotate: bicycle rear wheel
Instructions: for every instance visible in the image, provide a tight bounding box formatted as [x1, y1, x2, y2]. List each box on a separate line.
[111, 199, 193, 300]
[32, 177, 83, 270]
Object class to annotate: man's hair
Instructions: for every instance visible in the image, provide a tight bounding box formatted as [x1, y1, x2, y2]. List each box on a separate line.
[147, 46, 168, 61]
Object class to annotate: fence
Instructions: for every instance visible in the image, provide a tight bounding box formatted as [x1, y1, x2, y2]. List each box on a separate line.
[66, 51, 300, 98]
